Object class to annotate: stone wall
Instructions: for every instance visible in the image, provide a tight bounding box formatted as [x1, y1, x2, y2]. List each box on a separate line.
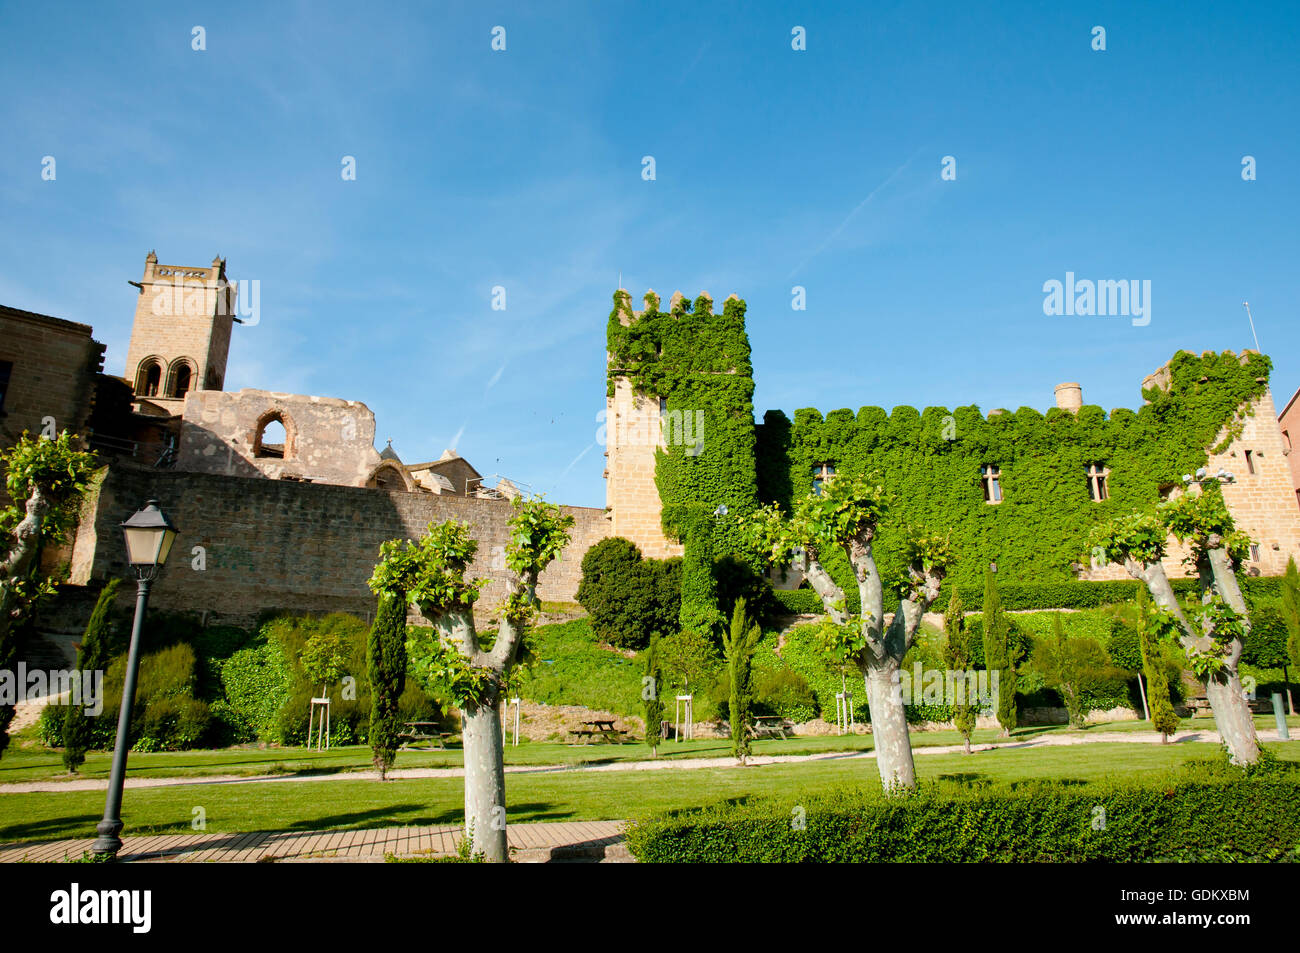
[70, 463, 609, 625]
[1080, 390, 1300, 580]
[176, 388, 385, 487]
[0, 305, 102, 452]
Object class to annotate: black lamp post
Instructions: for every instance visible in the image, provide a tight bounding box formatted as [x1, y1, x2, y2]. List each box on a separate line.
[92, 500, 177, 859]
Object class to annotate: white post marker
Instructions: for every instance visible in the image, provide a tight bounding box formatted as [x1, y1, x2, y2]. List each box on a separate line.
[511, 697, 521, 747]
[307, 696, 331, 751]
[675, 694, 694, 741]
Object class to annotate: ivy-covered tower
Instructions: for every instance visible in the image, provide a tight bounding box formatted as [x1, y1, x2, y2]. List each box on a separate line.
[604, 289, 761, 632]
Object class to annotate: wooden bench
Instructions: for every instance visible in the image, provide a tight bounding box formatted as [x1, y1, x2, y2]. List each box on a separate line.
[747, 717, 794, 741]
[398, 721, 453, 750]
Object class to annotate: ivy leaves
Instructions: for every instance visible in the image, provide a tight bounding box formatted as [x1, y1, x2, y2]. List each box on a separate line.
[1, 430, 98, 547]
[1088, 510, 1168, 567]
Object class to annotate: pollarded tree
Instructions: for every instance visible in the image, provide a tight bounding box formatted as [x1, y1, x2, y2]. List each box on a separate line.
[721, 597, 762, 765]
[367, 590, 407, 780]
[744, 473, 952, 790]
[942, 589, 977, 754]
[1, 432, 98, 760]
[369, 496, 573, 862]
[1088, 482, 1259, 765]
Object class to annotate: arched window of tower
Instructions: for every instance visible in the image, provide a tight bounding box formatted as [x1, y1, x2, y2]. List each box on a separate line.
[167, 359, 195, 398]
[136, 358, 162, 398]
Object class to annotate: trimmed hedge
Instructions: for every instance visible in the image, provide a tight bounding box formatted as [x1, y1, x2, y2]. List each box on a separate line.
[626, 760, 1300, 863]
[772, 577, 1283, 617]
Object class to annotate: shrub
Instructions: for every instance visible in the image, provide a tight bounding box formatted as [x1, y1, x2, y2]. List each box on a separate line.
[215, 641, 292, 742]
[576, 537, 678, 649]
[516, 618, 643, 717]
[752, 667, 816, 722]
[626, 764, 1300, 862]
[63, 579, 121, 772]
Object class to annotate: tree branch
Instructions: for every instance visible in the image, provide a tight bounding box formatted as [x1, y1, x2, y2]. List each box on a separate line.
[844, 531, 884, 644]
[803, 547, 848, 625]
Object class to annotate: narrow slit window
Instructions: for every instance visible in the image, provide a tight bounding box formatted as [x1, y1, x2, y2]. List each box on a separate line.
[1087, 463, 1110, 501]
[1245, 449, 1255, 475]
[981, 465, 1002, 503]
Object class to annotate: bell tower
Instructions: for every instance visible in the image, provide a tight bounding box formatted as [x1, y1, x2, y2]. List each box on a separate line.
[124, 251, 237, 413]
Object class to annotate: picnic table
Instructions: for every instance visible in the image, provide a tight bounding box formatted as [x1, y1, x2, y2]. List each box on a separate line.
[747, 716, 794, 741]
[568, 719, 626, 744]
[398, 721, 454, 750]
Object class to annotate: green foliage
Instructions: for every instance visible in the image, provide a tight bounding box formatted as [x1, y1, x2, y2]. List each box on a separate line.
[643, 635, 666, 753]
[982, 568, 1019, 733]
[514, 618, 643, 717]
[606, 291, 761, 636]
[301, 628, 350, 688]
[942, 589, 977, 745]
[752, 666, 817, 723]
[575, 537, 679, 649]
[1032, 614, 1108, 727]
[658, 627, 722, 702]
[368, 592, 407, 778]
[625, 764, 1300, 862]
[62, 579, 121, 772]
[1282, 558, 1300, 675]
[215, 640, 291, 741]
[369, 521, 481, 616]
[721, 598, 763, 761]
[0, 430, 99, 546]
[1138, 588, 1181, 738]
[757, 350, 1271, 591]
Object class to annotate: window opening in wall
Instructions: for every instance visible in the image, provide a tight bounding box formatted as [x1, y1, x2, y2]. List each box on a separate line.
[981, 465, 1002, 503]
[255, 416, 288, 459]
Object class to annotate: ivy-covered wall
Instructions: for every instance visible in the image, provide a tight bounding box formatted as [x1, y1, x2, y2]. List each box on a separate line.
[757, 350, 1272, 593]
[607, 290, 760, 632]
[607, 287, 1273, 620]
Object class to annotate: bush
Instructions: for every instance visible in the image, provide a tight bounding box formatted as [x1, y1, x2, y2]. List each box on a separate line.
[576, 538, 679, 649]
[516, 618, 643, 717]
[216, 641, 292, 742]
[626, 762, 1300, 862]
[753, 667, 816, 722]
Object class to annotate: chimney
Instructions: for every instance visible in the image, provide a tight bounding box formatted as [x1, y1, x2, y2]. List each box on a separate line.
[1054, 382, 1083, 412]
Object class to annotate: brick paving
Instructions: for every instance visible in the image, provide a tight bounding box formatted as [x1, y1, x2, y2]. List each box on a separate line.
[0, 820, 626, 863]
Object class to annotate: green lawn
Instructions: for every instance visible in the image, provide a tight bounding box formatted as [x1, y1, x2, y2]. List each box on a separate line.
[4, 713, 1296, 785]
[2, 740, 1298, 844]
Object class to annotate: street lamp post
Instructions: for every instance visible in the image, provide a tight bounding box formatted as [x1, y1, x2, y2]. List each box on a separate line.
[92, 500, 178, 859]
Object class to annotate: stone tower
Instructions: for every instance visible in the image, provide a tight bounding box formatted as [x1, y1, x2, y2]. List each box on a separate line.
[603, 289, 683, 558]
[124, 251, 237, 413]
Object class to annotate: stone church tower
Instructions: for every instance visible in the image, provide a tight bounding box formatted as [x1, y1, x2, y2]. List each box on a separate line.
[124, 251, 237, 413]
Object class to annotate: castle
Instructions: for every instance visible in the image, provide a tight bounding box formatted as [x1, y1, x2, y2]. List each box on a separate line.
[3, 264, 1300, 663]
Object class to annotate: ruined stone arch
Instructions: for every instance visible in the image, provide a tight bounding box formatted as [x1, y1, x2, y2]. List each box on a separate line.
[252, 409, 295, 459]
[134, 355, 164, 397]
[165, 357, 198, 398]
[366, 460, 415, 491]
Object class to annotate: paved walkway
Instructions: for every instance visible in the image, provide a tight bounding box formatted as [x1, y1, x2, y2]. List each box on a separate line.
[0, 820, 627, 863]
[2, 726, 1291, 795]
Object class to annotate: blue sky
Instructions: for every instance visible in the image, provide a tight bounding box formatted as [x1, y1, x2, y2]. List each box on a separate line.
[2, 0, 1297, 508]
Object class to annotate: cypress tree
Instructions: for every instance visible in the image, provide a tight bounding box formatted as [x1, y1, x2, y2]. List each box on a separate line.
[942, 589, 977, 753]
[721, 597, 762, 764]
[62, 579, 121, 773]
[1282, 557, 1300, 716]
[1137, 587, 1179, 742]
[367, 591, 407, 780]
[642, 635, 665, 757]
[982, 566, 1018, 736]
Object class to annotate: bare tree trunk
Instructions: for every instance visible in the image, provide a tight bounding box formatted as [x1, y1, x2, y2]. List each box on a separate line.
[461, 698, 507, 862]
[963, 736, 971, 755]
[1127, 557, 1260, 765]
[864, 658, 915, 790]
[1205, 674, 1261, 766]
